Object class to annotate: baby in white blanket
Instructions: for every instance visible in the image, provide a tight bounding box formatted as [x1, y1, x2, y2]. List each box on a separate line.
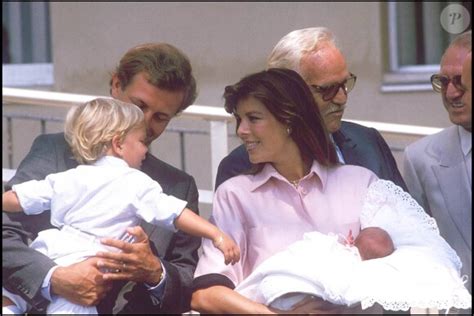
[236, 180, 471, 312]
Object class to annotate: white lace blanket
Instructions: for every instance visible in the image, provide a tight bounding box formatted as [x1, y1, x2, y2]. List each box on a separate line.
[235, 180, 472, 311]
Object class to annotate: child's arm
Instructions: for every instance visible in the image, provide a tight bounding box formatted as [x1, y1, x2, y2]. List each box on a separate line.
[2, 191, 23, 212]
[174, 208, 240, 265]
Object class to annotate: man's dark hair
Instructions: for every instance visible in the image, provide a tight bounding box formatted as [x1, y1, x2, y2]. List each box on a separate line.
[110, 43, 197, 113]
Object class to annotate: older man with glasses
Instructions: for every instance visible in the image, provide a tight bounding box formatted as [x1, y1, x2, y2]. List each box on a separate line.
[403, 30, 471, 299]
[214, 27, 407, 192]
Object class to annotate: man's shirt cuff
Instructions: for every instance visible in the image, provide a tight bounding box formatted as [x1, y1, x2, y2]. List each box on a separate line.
[145, 263, 167, 300]
[41, 265, 59, 302]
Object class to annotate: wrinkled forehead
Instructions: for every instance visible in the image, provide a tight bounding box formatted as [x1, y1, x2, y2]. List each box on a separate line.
[300, 46, 349, 84]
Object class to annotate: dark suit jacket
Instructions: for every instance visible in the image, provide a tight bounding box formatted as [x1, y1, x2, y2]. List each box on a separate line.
[215, 121, 407, 191]
[3, 132, 201, 314]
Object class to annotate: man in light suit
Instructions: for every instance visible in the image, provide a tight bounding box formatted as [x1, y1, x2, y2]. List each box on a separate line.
[215, 27, 407, 192]
[3, 43, 200, 314]
[403, 30, 471, 294]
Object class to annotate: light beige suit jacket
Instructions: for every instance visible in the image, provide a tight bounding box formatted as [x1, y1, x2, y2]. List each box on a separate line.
[403, 125, 471, 293]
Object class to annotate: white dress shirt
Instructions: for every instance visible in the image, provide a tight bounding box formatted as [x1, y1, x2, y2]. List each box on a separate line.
[9, 156, 186, 313]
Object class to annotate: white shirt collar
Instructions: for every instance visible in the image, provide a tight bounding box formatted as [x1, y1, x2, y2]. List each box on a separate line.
[93, 155, 129, 167]
[249, 160, 328, 192]
[458, 126, 472, 157]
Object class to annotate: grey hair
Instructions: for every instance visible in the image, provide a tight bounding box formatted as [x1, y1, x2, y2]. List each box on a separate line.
[442, 30, 472, 62]
[449, 30, 472, 50]
[266, 27, 338, 74]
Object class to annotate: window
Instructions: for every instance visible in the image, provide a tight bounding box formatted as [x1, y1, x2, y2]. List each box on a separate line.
[383, 1, 471, 92]
[2, 2, 53, 86]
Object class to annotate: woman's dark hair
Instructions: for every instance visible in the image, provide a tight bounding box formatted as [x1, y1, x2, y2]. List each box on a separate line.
[224, 68, 338, 173]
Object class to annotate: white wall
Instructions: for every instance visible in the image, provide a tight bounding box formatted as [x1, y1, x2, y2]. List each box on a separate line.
[49, 2, 449, 124]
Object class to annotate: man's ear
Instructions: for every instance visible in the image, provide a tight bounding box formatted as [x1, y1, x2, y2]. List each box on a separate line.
[110, 74, 122, 98]
[111, 135, 123, 157]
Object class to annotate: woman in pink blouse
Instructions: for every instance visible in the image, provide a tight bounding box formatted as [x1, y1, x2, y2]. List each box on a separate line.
[191, 68, 379, 313]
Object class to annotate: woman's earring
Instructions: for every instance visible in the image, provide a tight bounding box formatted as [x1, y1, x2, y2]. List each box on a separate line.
[287, 127, 292, 135]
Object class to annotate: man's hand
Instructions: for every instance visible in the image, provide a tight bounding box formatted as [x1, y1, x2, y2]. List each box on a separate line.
[96, 226, 163, 285]
[51, 257, 112, 306]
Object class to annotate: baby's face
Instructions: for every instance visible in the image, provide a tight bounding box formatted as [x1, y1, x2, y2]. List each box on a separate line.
[120, 126, 148, 169]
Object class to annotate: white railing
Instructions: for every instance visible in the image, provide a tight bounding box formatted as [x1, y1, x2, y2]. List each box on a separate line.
[2, 87, 444, 204]
[345, 119, 442, 136]
[3, 169, 16, 184]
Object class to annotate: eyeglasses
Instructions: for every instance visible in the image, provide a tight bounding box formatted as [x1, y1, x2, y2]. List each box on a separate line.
[430, 74, 464, 93]
[310, 73, 357, 101]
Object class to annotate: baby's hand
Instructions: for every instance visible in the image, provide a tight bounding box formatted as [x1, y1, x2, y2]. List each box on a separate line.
[213, 233, 241, 265]
[344, 229, 355, 246]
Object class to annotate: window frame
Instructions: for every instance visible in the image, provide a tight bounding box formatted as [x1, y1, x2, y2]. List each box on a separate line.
[2, 2, 53, 87]
[382, 2, 440, 93]
[2, 63, 54, 87]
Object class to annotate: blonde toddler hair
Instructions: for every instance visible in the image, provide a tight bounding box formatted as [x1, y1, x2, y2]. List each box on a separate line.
[64, 98, 145, 164]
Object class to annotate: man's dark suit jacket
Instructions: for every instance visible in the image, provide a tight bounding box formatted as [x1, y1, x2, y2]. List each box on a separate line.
[3, 133, 201, 314]
[215, 121, 407, 191]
